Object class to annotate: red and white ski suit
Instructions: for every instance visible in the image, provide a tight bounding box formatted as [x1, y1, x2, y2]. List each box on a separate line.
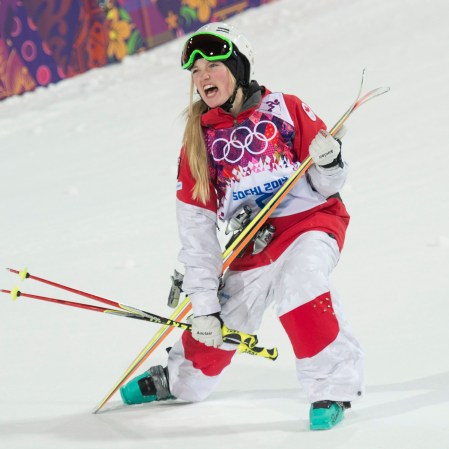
[168, 87, 364, 404]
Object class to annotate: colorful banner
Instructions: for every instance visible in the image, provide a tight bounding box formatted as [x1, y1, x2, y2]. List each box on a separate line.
[0, 0, 276, 101]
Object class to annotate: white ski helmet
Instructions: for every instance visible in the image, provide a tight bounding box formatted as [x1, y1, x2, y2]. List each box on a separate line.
[181, 22, 255, 85]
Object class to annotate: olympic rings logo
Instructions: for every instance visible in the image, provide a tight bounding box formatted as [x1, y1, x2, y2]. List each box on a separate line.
[211, 120, 278, 164]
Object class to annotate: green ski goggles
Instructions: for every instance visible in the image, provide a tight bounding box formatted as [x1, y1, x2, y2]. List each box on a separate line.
[181, 32, 234, 70]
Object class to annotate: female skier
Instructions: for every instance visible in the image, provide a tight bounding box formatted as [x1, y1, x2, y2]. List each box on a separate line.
[120, 22, 364, 430]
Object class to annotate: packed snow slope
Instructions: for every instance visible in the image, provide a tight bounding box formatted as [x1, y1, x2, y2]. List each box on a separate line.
[1, 0, 448, 448]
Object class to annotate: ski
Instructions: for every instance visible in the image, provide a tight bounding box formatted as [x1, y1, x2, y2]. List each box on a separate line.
[221, 70, 390, 269]
[92, 296, 192, 414]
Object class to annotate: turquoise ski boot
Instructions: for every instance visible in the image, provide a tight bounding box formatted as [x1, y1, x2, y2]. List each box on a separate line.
[120, 365, 174, 405]
[309, 400, 350, 430]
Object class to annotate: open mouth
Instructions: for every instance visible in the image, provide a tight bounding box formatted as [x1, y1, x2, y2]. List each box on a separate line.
[204, 84, 218, 97]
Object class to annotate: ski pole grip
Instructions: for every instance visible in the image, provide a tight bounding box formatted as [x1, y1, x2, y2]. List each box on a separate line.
[238, 344, 278, 361]
[222, 325, 258, 348]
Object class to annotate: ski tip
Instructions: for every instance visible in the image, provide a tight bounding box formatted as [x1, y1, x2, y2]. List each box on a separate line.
[370, 86, 391, 100]
[91, 404, 105, 414]
[19, 267, 29, 281]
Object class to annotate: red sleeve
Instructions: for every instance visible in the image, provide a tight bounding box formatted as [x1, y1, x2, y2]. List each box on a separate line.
[283, 94, 326, 162]
[176, 147, 217, 213]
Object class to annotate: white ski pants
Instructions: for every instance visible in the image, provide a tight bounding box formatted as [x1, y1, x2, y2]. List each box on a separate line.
[167, 231, 364, 403]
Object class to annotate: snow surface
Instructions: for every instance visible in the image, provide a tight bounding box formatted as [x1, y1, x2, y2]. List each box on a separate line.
[1, 0, 449, 447]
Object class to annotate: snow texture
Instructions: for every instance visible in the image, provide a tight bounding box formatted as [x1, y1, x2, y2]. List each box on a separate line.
[1, 0, 449, 447]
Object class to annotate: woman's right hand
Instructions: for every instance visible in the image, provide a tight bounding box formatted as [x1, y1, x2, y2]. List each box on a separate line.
[191, 314, 223, 348]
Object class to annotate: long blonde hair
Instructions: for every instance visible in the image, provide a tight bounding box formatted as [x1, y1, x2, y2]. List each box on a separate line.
[183, 70, 241, 205]
[182, 79, 210, 204]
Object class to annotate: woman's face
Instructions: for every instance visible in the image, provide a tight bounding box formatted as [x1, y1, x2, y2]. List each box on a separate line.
[191, 59, 234, 109]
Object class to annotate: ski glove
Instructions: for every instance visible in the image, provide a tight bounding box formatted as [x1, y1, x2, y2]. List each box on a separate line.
[309, 128, 344, 168]
[191, 313, 223, 348]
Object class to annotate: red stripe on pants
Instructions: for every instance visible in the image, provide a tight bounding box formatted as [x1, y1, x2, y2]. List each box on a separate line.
[279, 292, 340, 359]
[182, 331, 236, 376]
